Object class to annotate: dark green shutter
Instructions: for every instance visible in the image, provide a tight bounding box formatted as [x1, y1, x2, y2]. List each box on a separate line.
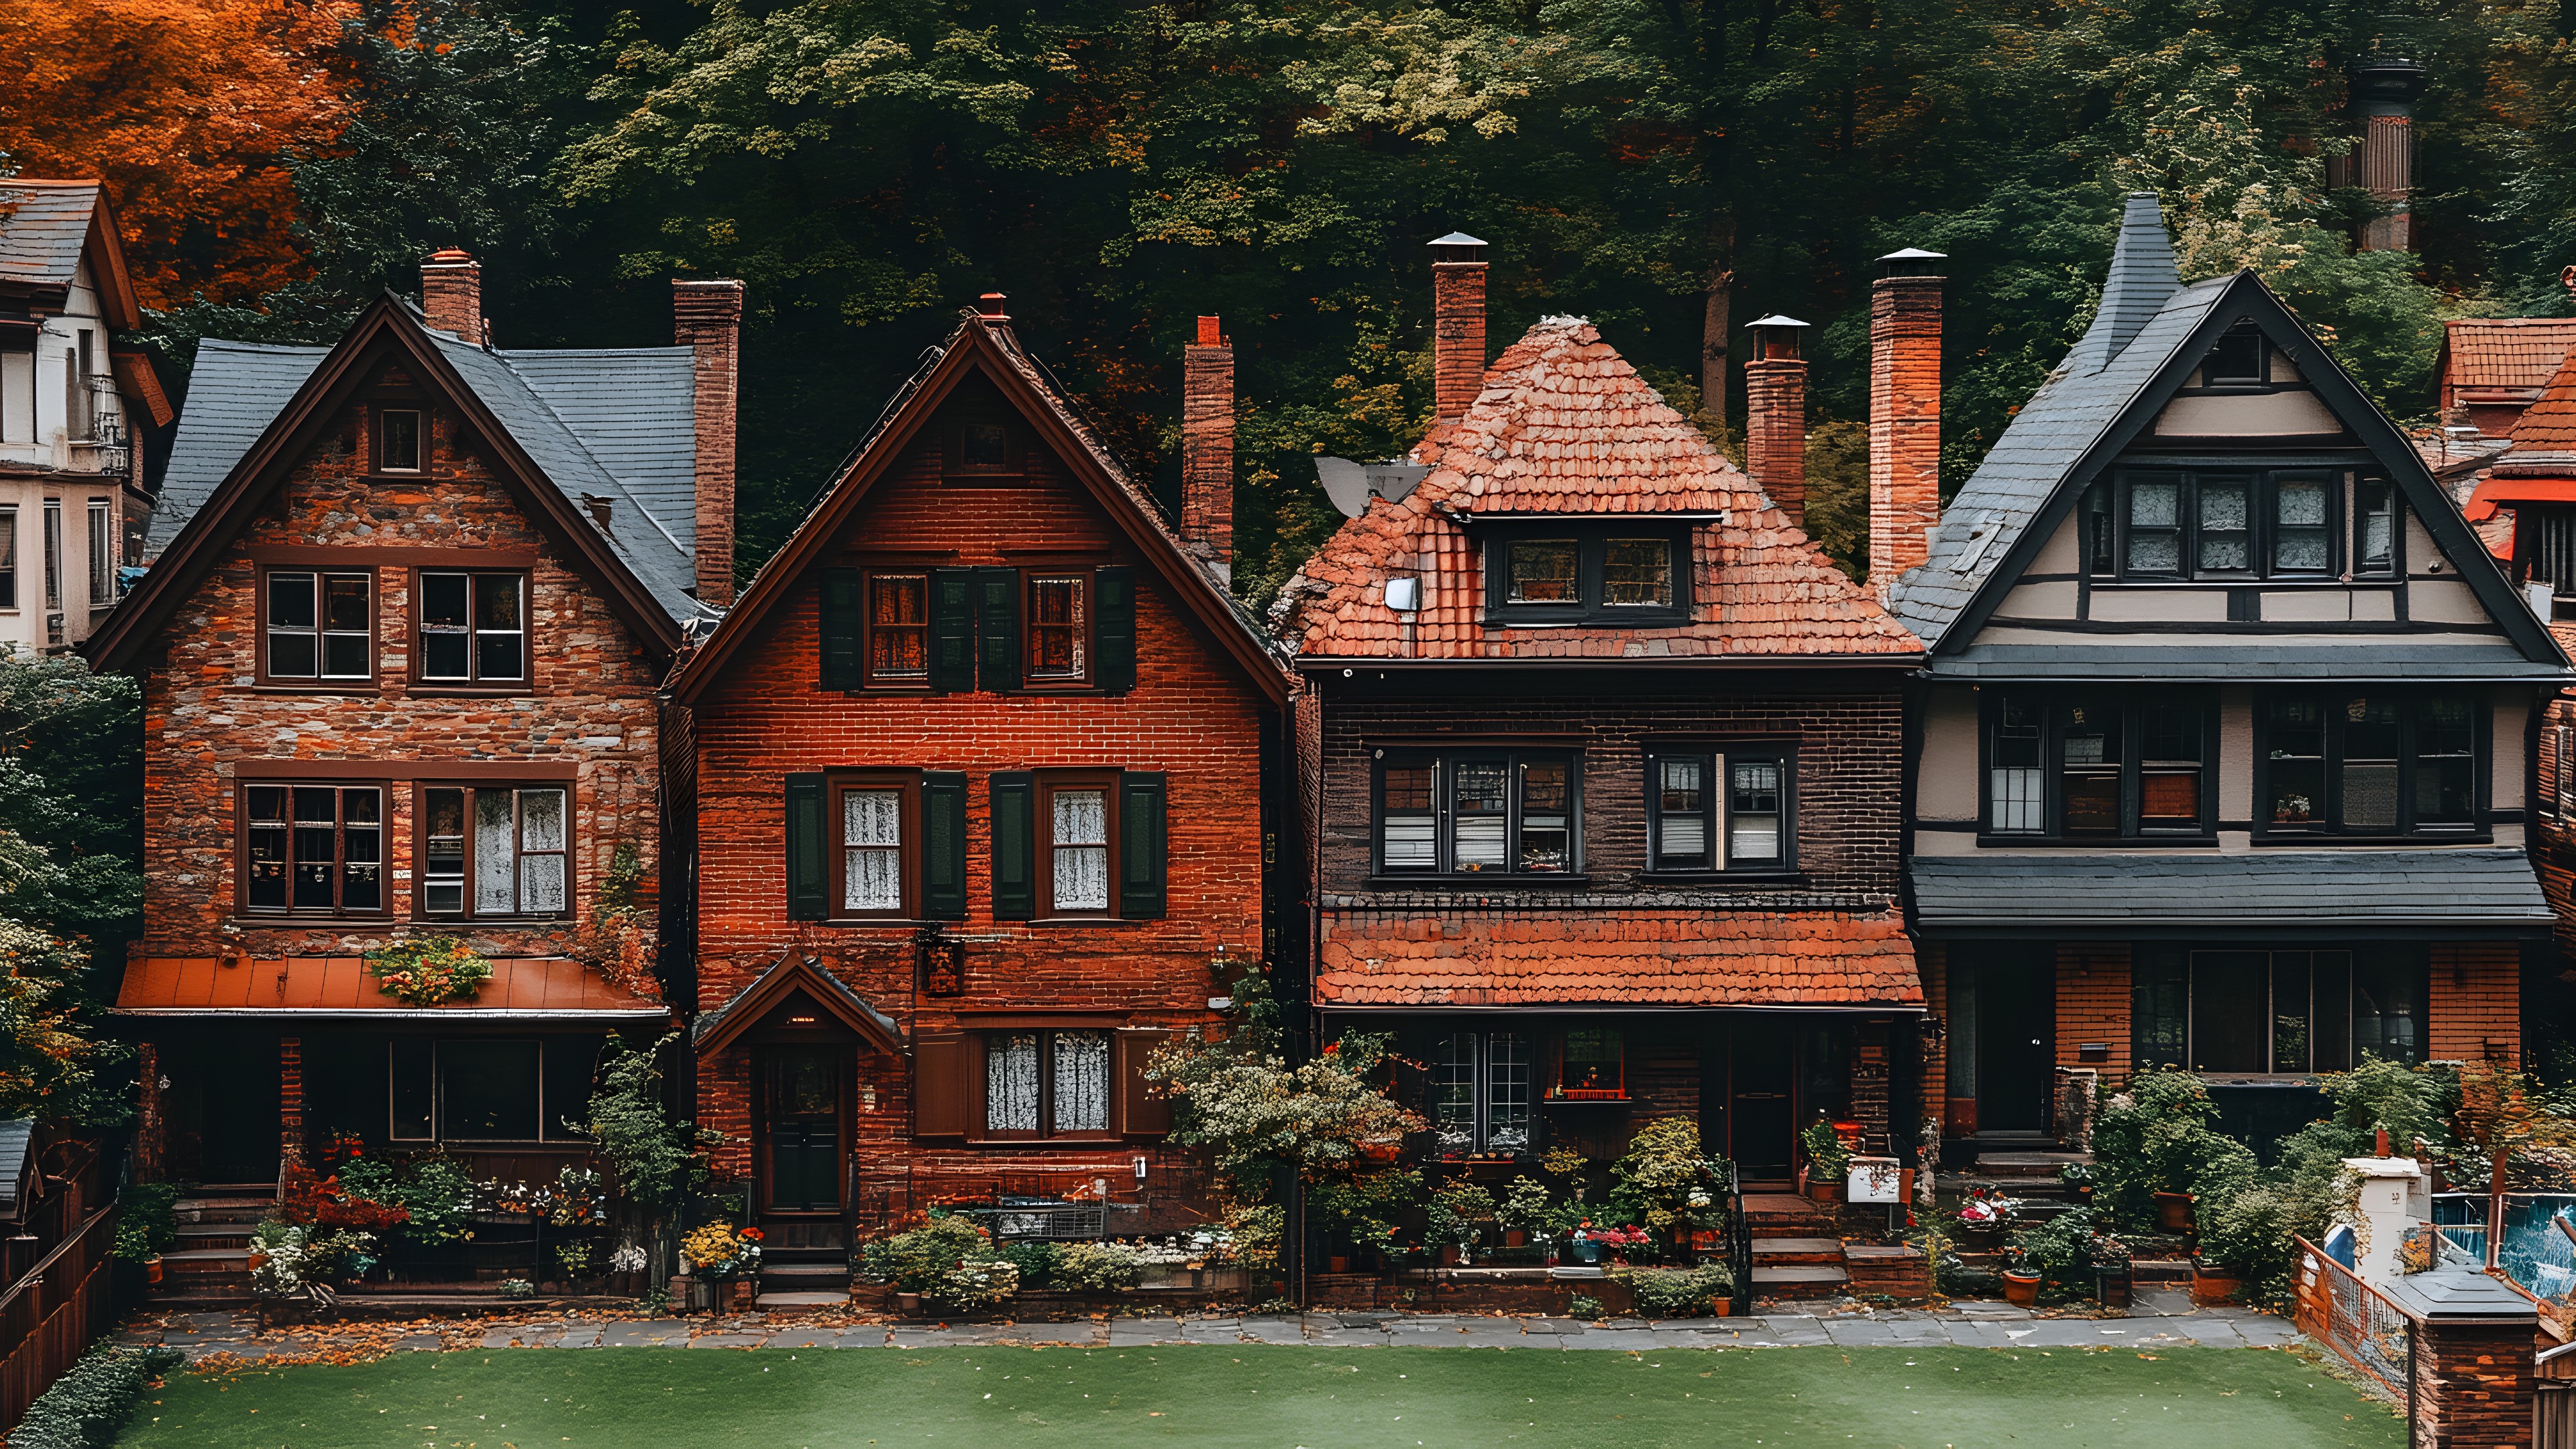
[820, 570, 863, 690]
[1096, 566, 1136, 694]
[989, 771, 1036, 920]
[922, 771, 968, 920]
[975, 567, 1022, 692]
[929, 569, 976, 694]
[784, 772, 828, 920]
[1119, 771, 1167, 920]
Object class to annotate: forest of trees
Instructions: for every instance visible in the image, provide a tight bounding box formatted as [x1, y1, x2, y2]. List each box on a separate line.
[10, 0, 2576, 600]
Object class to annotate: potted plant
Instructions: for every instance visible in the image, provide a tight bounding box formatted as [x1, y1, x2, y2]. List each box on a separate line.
[1426, 1180, 1496, 1267]
[1797, 1114, 1852, 1205]
[2092, 1236, 2133, 1310]
[1496, 1176, 1554, 1253]
[2057, 1161, 2095, 1201]
[1955, 1187, 2018, 1250]
[1999, 1246, 2041, 1307]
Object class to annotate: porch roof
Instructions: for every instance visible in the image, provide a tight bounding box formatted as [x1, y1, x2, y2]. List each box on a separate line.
[1909, 849, 2553, 934]
[1313, 909, 1923, 1008]
[112, 955, 671, 1020]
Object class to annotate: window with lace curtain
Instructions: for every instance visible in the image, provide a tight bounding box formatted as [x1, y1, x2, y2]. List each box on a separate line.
[830, 774, 920, 918]
[983, 1030, 1112, 1138]
[1036, 772, 1118, 918]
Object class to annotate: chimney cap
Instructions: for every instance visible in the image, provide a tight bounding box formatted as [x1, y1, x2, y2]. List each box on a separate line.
[1746, 314, 1811, 330]
[1428, 232, 1489, 264]
[1878, 246, 1947, 278]
[425, 247, 476, 266]
[977, 292, 1010, 319]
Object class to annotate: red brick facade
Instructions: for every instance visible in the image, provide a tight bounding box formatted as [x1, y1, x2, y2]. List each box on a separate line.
[1866, 272, 1942, 590]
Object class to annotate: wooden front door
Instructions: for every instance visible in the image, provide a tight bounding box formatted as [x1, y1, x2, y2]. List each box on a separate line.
[1974, 952, 2056, 1135]
[1727, 1024, 1796, 1176]
[762, 1047, 843, 1213]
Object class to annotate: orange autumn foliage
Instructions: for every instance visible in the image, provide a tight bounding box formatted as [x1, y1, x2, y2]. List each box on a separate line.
[0, 0, 356, 309]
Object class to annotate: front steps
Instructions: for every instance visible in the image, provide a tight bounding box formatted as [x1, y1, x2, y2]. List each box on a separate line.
[158, 1184, 274, 1302]
[1744, 1194, 1849, 1300]
[757, 1220, 851, 1309]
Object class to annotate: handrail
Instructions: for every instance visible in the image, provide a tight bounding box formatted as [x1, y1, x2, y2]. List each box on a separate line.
[0, 1203, 109, 1318]
[1725, 1161, 1752, 1317]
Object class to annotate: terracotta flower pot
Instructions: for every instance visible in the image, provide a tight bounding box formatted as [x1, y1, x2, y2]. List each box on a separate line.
[896, 1291, 924, 1315]
[1502, 1230, 1527, 1248]
[2154, 1191, 2196, 1234]
[2002, 1271, 2041, 1307]
[1438, 1246, 1462, 1267]
[144, 1256, 163, 1287]
[2190, 1265, 2241, 1307]
[1709, 1299, 1732, 1318]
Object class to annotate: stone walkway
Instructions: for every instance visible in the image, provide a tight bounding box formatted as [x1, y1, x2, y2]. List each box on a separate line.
[127, 1289, 2298, 1361]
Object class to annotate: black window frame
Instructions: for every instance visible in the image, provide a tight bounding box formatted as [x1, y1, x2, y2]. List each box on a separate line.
[1426, 1029, 1536, 1160]
[2129, 945, 2428, 1075]
[390, 1036, 596, 1144]
[1368, 748, 1585, 881]
[2253, 692, 2487, 840]
[1979, 691, 2218, 843]
[1482, 524, 1693, 627]
[2086, 470, 2396, 584]
[1642, 743, 1799, 875]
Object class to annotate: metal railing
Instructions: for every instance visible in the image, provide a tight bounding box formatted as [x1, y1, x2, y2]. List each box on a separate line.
[1725, 1161, 1753, 1316]
[2294, 1236, 2415, 1403]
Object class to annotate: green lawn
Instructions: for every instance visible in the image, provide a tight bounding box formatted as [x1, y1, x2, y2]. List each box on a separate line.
[115, 1344, 2402, 1449]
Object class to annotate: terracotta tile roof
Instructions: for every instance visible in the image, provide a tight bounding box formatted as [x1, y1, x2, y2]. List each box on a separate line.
[113, 955, 669, 1017]
[1275, 317, 1921, 661]
[2511, 344, 2576, 453]
[1313, 909, 1921, 1008]
[2444, 317, 2576, 396]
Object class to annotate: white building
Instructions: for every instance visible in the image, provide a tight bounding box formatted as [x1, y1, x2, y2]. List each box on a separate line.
[0, 180, 170, 650]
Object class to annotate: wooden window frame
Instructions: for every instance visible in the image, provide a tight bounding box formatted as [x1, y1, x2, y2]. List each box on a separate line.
[238, 781, 392, 920]
[2251, 691, 2488, 841]
[1426, 1029, 1536, 1159]
[860, 571, 934, 690]
[941, 411, 1028, 483]
[2088, 470, 2393, 584]
[0, 503, 19, 611]
[258, 566, 376, 687]
[413, 781, 576, 922]
[1368, 748, 1585, 881]
[1022, 569, 1096, 690]
[390, 1036, 592, 1145]
[1548, 1026, 1628, 1102]
[1978, 691, 2218, 844]
[1482, 525, 1693, 626]
[973, 1028, 1120, 1143]
[1642, 743, 1801, 876]
[377, 407, 425, 474]
[410, 568, 530, 690]
[830, 771, 922, 921]
[1034, 769, 1121, 920]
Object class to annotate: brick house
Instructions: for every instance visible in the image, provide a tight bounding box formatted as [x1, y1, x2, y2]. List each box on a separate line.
[1886, 195, 2566, 1157]
[659, 299, 1293, 1283]
[1270, 236, 1927, 1209]
[86, 254, 737, 1208]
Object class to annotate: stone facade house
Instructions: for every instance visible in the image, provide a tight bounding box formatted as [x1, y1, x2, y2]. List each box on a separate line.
[87, 256, 737, 1216]
[1886, 195, 2565, 1156]
[1270, 237, 1928, 1220]
[659, 300, 1292, 1292]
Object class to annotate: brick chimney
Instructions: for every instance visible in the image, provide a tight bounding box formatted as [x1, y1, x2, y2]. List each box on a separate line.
[1743, 315, 1811, 525]
[420, 248, 482, 343]
[1430, 233, 1488, 422]
[1181, 315, 1234, 578]
[674, 278, 745, 607]
[1868, 248, 1945, 596]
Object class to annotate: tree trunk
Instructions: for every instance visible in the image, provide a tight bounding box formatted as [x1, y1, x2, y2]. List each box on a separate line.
[1700, 214, 1737, 429]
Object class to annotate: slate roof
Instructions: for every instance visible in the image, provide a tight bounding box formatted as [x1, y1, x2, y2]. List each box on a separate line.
[2381, 1262, 2540, 1324]
[1910, 849, 2552, 930]
[2442, 316, 2576, 398]
[1313, 908, 1921, 1008]
[0, 182, 99, 290]
[0, 1120, 32, 1213]
[1885, 193, 2231, 649]
[1926, 642, 2568, 681]
[151, 313, 704, 622]
[1275, 316, 1920, 661]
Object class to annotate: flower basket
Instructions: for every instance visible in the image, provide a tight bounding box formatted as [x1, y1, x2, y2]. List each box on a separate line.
[363, 936, 493, 1006]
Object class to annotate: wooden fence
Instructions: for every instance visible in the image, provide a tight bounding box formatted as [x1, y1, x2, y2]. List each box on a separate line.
[0, 1199, 119, 1432]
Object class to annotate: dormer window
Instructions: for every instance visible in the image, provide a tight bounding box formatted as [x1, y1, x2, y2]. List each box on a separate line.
[1486, 525, 1690, 625]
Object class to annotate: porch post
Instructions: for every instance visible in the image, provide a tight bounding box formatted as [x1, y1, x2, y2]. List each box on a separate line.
[278, 1036, 304, 1177]
[133, 1041, 163, 1183]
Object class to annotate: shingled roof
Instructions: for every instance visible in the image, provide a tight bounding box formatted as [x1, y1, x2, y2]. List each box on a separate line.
[0, 180, 142, 332]
[1315, 909, 1921, 1008]
[2443, 317, 2576, 400]
[2502, 343, 2576, 463]
[1275, 316, 1919, 661]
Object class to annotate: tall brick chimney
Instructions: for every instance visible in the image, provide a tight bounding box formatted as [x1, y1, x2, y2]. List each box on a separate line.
[674, 278, 745, 608]
[420, 248, 482, 343]
[1181, 315, 1235, 578]
[1868, 248, 1945, 596]
[1743, 315, 1811, 525]
[1430, 233, 1488, 422]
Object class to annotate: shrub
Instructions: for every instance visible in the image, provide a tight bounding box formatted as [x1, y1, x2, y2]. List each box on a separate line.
[1610, 1118, 1728, 1247]
[335, 1156, 475, 1246]
[932, 1257, 1020, 1309]
[248, 1221, 374, 1304]
[1495, 1176, 1560, 1238]
[1425, 1180, 1495, 1252]
[362, 934, 492, 1005]
[1566, 1293, 1604, 1320]
[2197, 1183, 2304, 1303]
[111, 1181, 178, 1261]
[1001, 1240, 1062, 1287]
[1220, 1203, 1283, 1273]
[861, 1216, 1003, 1295]
[2008, 1208, 2100, 1286]
[1616, 1263, 1735, 1318]
[10, 1342, 184, 1449]
[1307, 1167, 1423, 1254]
[1053, 1242, 1147, 1292]
[2090, 1069, 2258, 1232]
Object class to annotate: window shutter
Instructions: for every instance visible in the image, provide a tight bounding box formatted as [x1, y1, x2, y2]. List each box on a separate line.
[2559, 726, 2573, 817]
[929, 569, 976, 694]
[1116, 1028, 1173, 1136]
[989, 771, 1036, 920]
[784, 772, 828, 920]
[1096, 566, 1136, 694]
[820, 570, 863, 690]
[1120, 771, 1167, 919]
[921, 771, 968, 920]
[975, 567, 1022, 692]
[913, 1032, 969, 1139]
[1710, 753, 1728, 870]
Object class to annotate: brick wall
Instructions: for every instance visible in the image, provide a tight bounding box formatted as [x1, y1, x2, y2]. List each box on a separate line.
[132, 394, 666, 966]
[1867, 274, 1941, 590]
[689, 405, 1270, 1182]
[2431, 942, 2523, 1065]
[2055, 943, 2131, 1082]
[2414, 1320, 2538, 1448]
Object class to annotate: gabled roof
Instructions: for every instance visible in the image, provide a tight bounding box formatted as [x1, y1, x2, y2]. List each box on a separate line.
[1275, 316, 1921, 663]
[0, 180, 140, 331]
[2442, 317, 2576, 398]
[666, 309, 1291, 707]
[89, 295, 695, 671]
[691, 953, 903, 1055]
[1887, 195, 2564, 675]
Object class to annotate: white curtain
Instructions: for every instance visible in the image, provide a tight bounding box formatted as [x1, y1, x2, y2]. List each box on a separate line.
[1053, 1032, 1110, 1133]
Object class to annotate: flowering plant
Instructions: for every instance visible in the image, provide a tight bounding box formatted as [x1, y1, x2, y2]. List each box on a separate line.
[1957, 1187, 2021, 1227]
[547, 1167, 610, 1228]
[682, 1221, 764, 1277]
[363, 935, 492, 1006]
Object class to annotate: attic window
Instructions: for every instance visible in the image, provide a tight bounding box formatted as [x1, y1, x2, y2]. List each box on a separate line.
[379, 410, 423, 472]
[2203, 331, 2265, 387]
[944, 414, 1024, 479]
[1486, 527, 1690, 625]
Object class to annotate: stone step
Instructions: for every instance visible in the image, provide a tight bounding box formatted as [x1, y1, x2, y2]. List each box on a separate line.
[757, 1291, 853, 1309]
[1750, 1264, 1849, 1300]
[1750, 1236, 1845, 1266]
[759, 1263, 851, 1283]
[174, 1199, 275, 1226]
[1972, 1151, 2091, 1178]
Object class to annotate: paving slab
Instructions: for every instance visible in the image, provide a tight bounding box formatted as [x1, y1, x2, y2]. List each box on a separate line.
[1821, 1319, 1906, 1346]
[1519, 1318, 1583, 1335]
[598, 1320, 690, 1347]
[1565, 1328, 1665, 1351]
[1105, 1317, 1185, 1346]
[688, 1332, 765, 1349]
[1232, 1316, 1309, 1345]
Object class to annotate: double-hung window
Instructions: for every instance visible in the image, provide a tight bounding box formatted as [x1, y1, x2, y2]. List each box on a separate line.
[863, 573, 930, 686]
[244, 784, 384, 916]
[85, 499, 111, 605]
[2259, 694, 2479, 836]
[1645, 747, 1794, 871]
[1038, 773, 1115, 915]
[417, 571, 526, 683]
[983, 1030, 1112, 1139]
[419, 784, 568, 918]
[378, 409, 423, 473]
[1485, 527, 1690, 625]
[1430, 1032, 1532, 1157]
[0, 505, 20, 609]
[1373, 750, 1580, 877]
[832, 774, 917, 918]
[2131, 947, 2426, 1073]
[1026, 574, 1091, 684]
[264, 570, 373, 682]
[2088, 472, 2395, 582]
[1984, 694, 2210, 839]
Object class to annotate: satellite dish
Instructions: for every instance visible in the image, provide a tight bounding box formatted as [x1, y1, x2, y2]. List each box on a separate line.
[1315, 458, 1432, 519]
